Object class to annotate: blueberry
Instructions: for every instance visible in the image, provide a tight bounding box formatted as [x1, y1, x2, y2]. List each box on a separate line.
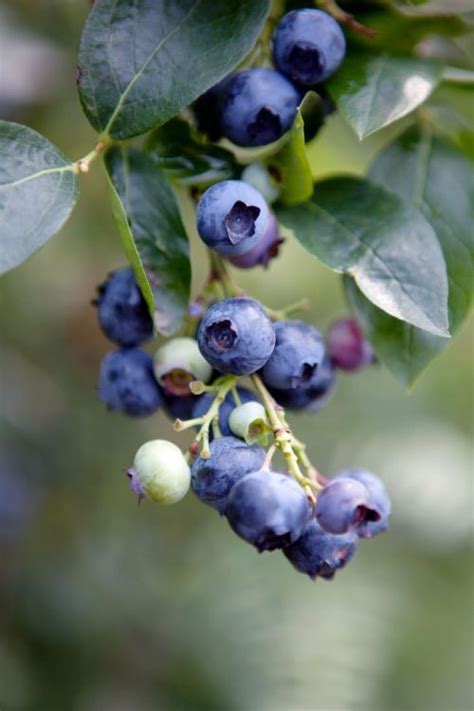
[219, 68, 300, 147]
[192, 386, 259, 438]
[268, 354, 336, 412]
[315, 477, 382, 535]
[225, 470, 310, 552]
[98, 348, 163, 417]
[162, 393, 196, 421]
[327, 317, 374, 372]
[93, 268, 153, 347]
[154, 337, 213, 396]
[192, 76, 231, 142]
[260, 320, 325, 390]
[273, 9, 346, 87]
[197, 297, 275, 375]
[284, 516, 358, 580]
[191, 436, 266, 514]
[129, 440, 190, 505]
[336, 469, 391, 538]
[228, 211, 284, 269]
[196, 180, 269, 256]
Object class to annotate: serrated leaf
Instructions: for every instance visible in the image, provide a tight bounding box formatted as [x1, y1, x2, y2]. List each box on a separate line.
[0, 121, 79, 274]
[146, 118, 236, 187]
[105, 146, 191, 335]
[78, 0, 270, 140]
[265, 95, 314, 206]
[327, 53, 443, 139]
[358, 127, 473, 384]
[276, 177, 449, 336]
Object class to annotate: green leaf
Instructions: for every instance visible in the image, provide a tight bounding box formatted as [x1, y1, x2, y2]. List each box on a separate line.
[104, 146, 191, 335]
[389, 0, 474, 16]
[327, 53, 443, 139]
[352, 13, 468, 53]
[276, 177, 449, 337]
[146, 118, 236, 187]
[265, 94, 314, 206]
[78, 0, 270, 140]
[0, 121, 79, 275]
[345, 277, 448, 388]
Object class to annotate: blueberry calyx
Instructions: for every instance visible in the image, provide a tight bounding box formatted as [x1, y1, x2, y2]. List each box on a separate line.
[287, 44, 324, 84]
[126, 468, 145, 502]
[247, 107, 282, 144]
[207, 319, 239, 351]
[292, 361, 317, 388]
[224, 201, 261, 244]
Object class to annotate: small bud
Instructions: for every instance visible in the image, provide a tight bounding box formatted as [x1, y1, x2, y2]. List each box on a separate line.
[154, 337, 212, 396]
[229, 401, 271, 446]
[130, 440, 191, 505]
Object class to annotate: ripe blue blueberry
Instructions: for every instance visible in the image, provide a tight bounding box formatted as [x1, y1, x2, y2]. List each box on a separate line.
[260, 320, 325, 390]
[336, 469, 391, 538]
[228, 211, 284, 269]
[196, 180, 269, 256]
[197, 297, 276, 375]
[162, 393, 196, 421]
[191, 436, 266, 514]
[94, 267, 153, 346]
[219, 68, 300, 147]
[284, 516, 358, 580]
[268, 354, 336, 412]
[192, 386, 259, 438]
[315, 477, 381, 535]
[98, 348, 163, 417]
[273, 9, 346, 87]
[225, 470, 310, 552]
[327, 317, 375, 372]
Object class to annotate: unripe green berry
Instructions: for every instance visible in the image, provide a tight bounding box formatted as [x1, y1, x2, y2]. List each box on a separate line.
[241, 162, 280, 204]
[154, 337, 212, 396]
[229, 401, 271, 445]
[130, 440, 191, 504]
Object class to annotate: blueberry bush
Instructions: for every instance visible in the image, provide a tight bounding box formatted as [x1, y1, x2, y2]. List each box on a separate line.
[1, 0, 472, 584]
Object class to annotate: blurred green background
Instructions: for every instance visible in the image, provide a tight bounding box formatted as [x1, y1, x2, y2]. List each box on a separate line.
[0, 3, 473, 710]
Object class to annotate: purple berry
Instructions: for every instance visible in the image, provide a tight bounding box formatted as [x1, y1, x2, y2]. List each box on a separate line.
[336, 469, 391, 538]
[327, 318, 374, 372]
[268, 354, 336, 412]
[315, 477, 382, 535]
[260, 320, 325, 391]
[228, 212, 283, 269]
[98, 348, 163, 417]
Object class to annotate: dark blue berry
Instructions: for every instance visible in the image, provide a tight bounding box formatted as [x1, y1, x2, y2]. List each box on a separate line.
[261, 320, 325, 390]
[228, 211, 283, 269]
[315, 477, 381, 535]
[94, 268, 153, 346]
[197, 297, 275, 375]
[196, 180, 269, 256]
[219, 68, 300, 147]
[98, 348, 163, 417]
[191, 436, 266, 514]
[268, 354, 336, 412]
[284, 516, 358, 580]
[327, 317, 374, 372]
[162, 393, 196, 421]
[192, 387, 259, 438]
[336, 469, 391, 538]
[273, 10, 346, 87]
[225, 470, 310, 552]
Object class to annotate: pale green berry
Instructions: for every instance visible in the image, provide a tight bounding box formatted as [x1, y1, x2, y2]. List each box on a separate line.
[154, 337, 212, 396]
[132, 440, 191, 505]
[229, 401, 272, 446]
[241, 162, 280, 204]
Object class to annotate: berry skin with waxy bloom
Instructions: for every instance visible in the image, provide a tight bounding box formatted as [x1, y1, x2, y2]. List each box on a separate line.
[196, 180, 269, 256]
[327, 317, 375, 372]
[219, 68, 300, 147]
[315, 477, 382, 535]
[284, 516, 358, 580]
[128, 440, 190, 505]
[225, 470, 310, 552]
[192, 386, 259, 438]
[197, 297, 276, 376]
[98, 348, 163, 417]
[94, 267, 153, 347]
[153, 337, 213, 396]
[273, 9, 346, 87]
[229, 211, 284, 269]
[191, 436, 266, 514]
[336, 469, 391, 538]
[260, 319, 325, 390]
[268, 354, 336, 412]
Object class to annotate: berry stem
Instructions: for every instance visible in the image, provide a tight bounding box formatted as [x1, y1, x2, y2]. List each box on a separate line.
[73, 140, 109, 174]
[251, 374, 317, 503]
[265, 297, 311, 321]
[208, 251, 242, 298]
[315, 0, 377, 38]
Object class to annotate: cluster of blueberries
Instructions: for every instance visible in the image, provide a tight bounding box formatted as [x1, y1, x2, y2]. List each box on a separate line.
[93, 8, 390, 582]
[195, 8, 346, 148]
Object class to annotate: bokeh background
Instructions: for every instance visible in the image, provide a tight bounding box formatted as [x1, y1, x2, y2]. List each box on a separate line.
[1, 2, 473, 710]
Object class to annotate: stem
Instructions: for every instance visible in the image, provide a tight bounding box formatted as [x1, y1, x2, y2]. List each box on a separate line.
[265, 298, 311, 321]
[208, 251, 242, 298]
[251, 375, 317, 502]
[262, 443, 277, 470]
[315, 0, 377, 39]
[442, 67, 474, 86]
[73, 140, 108, 174]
